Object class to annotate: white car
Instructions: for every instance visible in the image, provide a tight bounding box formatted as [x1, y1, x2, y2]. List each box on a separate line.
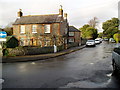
[95, 39, 101, 44]
[109, 38, 116, 43]
[86, 40, 96, 47]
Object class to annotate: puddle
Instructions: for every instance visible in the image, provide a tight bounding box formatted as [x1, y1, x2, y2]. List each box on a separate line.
[31, 62, 36, 65]
[106, 73, 112, 77]
[60, 81, 106, 88]
[90, 63, 94, 65]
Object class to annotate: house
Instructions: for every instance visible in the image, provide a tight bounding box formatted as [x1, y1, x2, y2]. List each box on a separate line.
[68, 26, 81, 45]
[13, 6, 69, 47]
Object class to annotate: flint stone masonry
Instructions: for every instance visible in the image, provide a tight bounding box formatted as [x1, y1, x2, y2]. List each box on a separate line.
[6, 46, 54, 56]
[4, 43, 78, 57]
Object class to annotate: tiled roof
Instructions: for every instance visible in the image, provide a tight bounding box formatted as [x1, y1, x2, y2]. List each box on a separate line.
[69, 26, 80, 32]
[13, 14, 63, 25]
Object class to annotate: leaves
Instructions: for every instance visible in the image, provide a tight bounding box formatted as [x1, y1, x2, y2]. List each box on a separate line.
[113, 33, 120, 43]
[102, 18, 119, 38]
[80, 25, 98, 39]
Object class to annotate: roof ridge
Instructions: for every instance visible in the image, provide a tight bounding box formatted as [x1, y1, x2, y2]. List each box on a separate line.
[22, 14, 59, 17]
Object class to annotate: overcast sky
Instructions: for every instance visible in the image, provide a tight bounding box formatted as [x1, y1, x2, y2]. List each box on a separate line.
[0, 0, 119, 32]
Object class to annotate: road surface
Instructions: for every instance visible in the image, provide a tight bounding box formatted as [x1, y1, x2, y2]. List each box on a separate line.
[2, 41, 120, 88]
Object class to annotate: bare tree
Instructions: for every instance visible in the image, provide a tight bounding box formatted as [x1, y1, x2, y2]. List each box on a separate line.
[88, 17, 98, 28]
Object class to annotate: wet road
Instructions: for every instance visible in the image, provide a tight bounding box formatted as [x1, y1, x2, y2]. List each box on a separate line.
[2, 42, 120, 88]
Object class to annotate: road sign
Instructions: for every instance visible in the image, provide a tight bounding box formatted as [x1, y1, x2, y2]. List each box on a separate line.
[0, 31, 7, 38]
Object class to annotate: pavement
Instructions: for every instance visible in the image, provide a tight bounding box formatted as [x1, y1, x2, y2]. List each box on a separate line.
[2, 45, 86, 63]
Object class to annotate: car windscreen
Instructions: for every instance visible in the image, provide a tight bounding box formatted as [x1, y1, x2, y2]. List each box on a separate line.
[87, 40, 94, 42]
[114, 47, 120, 55]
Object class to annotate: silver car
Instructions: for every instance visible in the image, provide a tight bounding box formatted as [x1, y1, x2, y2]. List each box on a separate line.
[112, 46, 120, 76]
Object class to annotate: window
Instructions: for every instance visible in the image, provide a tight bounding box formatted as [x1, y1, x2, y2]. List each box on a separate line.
[44, 25, 50, 33]
[32, 25, 37, 33]
[65, 28, 68, 34]
[69, 38, 74, 42]
[69, 32, 74, 36]
[20, 38, 26, 46]
[20, 25, 25, 33]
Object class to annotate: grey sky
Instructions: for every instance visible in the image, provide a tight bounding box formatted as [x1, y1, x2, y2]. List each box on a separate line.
[0, 0, 119, 32]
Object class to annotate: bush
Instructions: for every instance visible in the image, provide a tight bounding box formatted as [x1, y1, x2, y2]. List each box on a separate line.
[113, 33, 120, 43]
[3, 49, 9, 56]
[3, 36, 19, 48]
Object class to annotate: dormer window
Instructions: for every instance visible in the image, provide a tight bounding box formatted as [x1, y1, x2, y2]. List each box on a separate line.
[32, 25, 37, 33]
[20, 25, 25, 33]
[44, 25, 50, 33]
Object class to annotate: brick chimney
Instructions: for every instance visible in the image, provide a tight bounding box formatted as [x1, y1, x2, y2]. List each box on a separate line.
[17, 9, 23, 18]
[64, 13, 67, 20]
[59, 5, 63, 17]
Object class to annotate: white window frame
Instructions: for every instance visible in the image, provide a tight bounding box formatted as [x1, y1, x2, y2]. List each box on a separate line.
[32, 25, 37, 33]
[20, 25, 25, 33]
[44, 25, 51, 33]
[69, 32, 74, 36]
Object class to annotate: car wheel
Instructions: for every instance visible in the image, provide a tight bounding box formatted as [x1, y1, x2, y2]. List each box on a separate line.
[112, 60, 118, 76]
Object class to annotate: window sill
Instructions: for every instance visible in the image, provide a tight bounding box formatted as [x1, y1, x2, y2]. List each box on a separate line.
[44, 33, 50, 34]
[32, 32, 37, 33]
[20, 32, 25, 34]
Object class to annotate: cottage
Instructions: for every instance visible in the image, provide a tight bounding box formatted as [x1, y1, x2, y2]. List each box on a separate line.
[68, 26, 81, 45]
[13, 6, 69, 47]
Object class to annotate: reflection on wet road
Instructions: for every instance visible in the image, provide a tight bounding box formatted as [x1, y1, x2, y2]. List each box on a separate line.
[2, 42, 120, 88]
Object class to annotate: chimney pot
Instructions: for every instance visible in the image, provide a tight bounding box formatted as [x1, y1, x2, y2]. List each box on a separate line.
[18, 9, 23, 17]
[64, 13, 67, 19]
[59, 5, 63, 16]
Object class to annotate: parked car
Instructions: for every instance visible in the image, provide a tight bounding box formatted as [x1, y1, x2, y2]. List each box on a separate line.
[104, 38, 109, 41]
[95, 39, 101, 44]
[86, 40, 96, 47]
[98, 38, 103, 43]
[112, 46, 120, 77]
[109, 38, 116, 43]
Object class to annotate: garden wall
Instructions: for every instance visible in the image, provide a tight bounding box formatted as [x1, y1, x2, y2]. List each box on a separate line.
[3, 43, 80, 56]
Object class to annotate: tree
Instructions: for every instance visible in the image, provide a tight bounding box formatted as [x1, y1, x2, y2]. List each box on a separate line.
[102, 18, 119, 39]
[98, 32, 103, 38]
[88, 17, 98, 28]
[80, 24, 90, 39]
[3, 27, 13, 36]
[3, 22, 14, 36]
[80, 25, 98, 39]
[80, 17, 99, 39]
[113, 33, 120, 43]
[86, 27, 98, 39]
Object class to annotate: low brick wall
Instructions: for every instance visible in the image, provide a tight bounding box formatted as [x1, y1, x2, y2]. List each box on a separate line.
[67, 42, 79, 49]
[4, 46, 54, 56]
[3, 43, 80, 56]
[57, 45, 64, 52]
